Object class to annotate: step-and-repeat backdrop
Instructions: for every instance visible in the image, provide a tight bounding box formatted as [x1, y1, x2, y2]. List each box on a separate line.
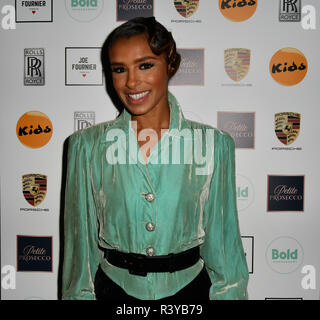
[1, 0, 319, 300]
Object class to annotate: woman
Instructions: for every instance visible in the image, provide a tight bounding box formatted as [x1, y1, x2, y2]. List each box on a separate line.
[61, 17, 249, 300]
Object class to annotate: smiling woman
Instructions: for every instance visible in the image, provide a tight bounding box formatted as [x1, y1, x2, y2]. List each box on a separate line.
[61, 17, 249, 301]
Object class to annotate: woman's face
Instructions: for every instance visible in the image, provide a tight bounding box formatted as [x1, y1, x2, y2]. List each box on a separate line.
[109, 33, 169, 117]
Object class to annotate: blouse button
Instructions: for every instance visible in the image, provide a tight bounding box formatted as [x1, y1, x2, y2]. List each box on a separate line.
[145, 193, 155, 202]
[146, 246, 155, 256]
[146, 222, 155, 232]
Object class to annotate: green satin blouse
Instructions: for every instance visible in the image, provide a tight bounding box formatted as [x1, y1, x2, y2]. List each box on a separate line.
[61, 92, 249, 300]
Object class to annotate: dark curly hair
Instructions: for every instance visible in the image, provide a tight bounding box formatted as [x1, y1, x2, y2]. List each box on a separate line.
[101, 17, 181, 79]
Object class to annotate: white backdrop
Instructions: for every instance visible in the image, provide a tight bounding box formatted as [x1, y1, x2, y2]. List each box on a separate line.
[1, 0, 319, 300]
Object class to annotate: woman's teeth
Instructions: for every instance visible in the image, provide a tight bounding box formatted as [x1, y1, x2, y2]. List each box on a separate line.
[128, 91, 150, 100]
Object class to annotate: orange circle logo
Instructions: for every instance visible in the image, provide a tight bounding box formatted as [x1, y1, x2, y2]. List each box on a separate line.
[269, 48, 308, 86]
[219, 0, 258, 22]
[16, 111, 53, 148]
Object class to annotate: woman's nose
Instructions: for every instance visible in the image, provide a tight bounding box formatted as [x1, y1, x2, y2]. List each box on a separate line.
[126, 70, 140, 89]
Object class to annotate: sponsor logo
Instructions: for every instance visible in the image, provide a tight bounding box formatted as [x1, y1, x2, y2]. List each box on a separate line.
[65, 0, 104, 22]
[74, 111, 95, 131]
[65, 47, 103, 86]
[274, 112, 300, 145]
[15, 0, 53, 23]
[224, 48, 250, 82]
[236, 174, 254, 211]
[24, 48, 45, 86]
[169, 49, 204, 86]
[117, 0, 154, 22]
[17, 235, 53, 272]
[279, 0, 301, 22]
[16, 111, 53, 148]
[266, 236, 304, 274]
[174, 0, 199, 18]
[267, 175, 304, 212]
[242, 236, 254, 274]
[219, 0, 257, 22]
[269, 47, 307, 86]
[22, 174, 47, 207]
[217, 111, 255, 149]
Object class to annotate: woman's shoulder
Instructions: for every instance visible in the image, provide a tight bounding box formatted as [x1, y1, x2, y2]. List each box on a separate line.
[184, 118, 233, 142]
[67, 118, 118, 146]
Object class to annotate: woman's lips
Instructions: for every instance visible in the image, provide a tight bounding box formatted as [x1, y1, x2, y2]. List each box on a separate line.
[126, 90, 151, 104]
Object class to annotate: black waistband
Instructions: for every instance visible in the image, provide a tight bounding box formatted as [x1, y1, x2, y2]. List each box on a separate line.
[104, 246, 200, 276]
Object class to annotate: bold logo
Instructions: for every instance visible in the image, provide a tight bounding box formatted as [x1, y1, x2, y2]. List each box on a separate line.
[267, 175, 304, 212]
[169, 48, 204, 86]
[16, 111, 53, 148]
[74, 111, 95, 131]
[270, 47, 307, 86]
[117, 0, 154, 22]
[24, 48, 45, 86]
[266, 236, 304, 274]
[65, 0, 104, 22]
[16, 0, 53, 23]
[17, 235, 52, 272]
[279, 0, 301, 22]
[217, 112, 255, 149]
[236, 174, 254, 211]
[22, 174, 47, 207]
[65, 47, 103, 86]
[224, 48, 250, 82]
[275, 112, 300, 145]
[219, 0, 257, 22]
[174, 0, 199, 18]
[241, 236, 254, 274]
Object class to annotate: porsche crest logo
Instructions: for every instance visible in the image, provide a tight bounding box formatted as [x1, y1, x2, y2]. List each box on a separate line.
[275, 112, 301, 145]
[174, 0, 199, 18]
[224, 48, 250, 82]
[22, 174, 47, 206]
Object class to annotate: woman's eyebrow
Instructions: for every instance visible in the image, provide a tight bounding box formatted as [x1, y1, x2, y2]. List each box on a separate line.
[110, 56, 158, 66]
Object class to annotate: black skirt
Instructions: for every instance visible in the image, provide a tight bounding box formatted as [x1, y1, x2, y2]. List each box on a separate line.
[94, 265, 211, 301]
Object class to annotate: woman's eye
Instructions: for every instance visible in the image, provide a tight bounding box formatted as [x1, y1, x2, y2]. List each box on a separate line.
[139, 63, 154, 70]
[112, 67, 125, 74]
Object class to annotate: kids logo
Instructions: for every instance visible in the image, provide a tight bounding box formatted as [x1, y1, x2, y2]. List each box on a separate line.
[174, 0, 199, 18]
[219, 0, 257, 22]
[275, 112, 300, 145]
[266, 236, 304, 274]
[16, 111, 53, 148]
[270, 47, 307, 86]
[65, 0, 104, 22]
[224, 48, 250, 82]
[22, 174, 47, 207]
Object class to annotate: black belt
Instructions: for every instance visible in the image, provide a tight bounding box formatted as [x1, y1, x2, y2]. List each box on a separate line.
[105, 246, 200, 276]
